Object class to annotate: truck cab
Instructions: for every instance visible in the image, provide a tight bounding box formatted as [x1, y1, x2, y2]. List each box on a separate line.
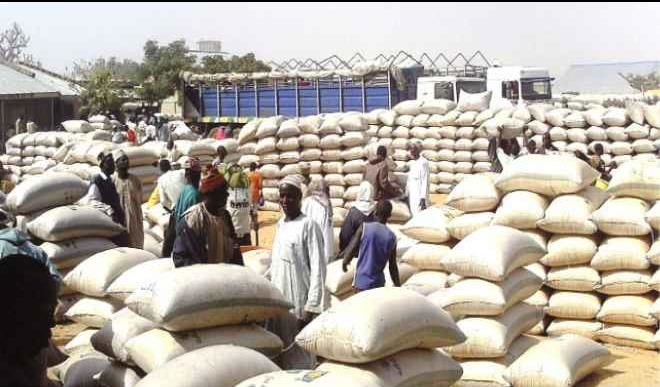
[487, 66, 553, 105]
[416, 76, 487, 102]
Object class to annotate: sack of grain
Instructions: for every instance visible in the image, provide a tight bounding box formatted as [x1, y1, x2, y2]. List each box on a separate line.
[505, 334, 610, 387]
[105, 259, 174, 301]
[606, 126, 628, 142]
[422, 99, 456, 115]
[444, 225, 545, 281]
[591, 236, 650, 271]
[399, 207, 451, 243]
[6, 172, 87, 215]
[592, 198, 651, 236]
[65, 297, 124, 328]
[96, 363, 142, 387]
[64, 330, 98, 355]
[537, 187, 609, 234]
[394, 100, 423, 116]
[595, 324, 656, 350]
[402, 271, 449, 296]
[126, 264, 291, 331]
[135, 345, 279, 387]
[64, 248, 156, 297]
[546, 319, 603, 340]
[399, 243, 451, 271]
[440, 268, 541, 316]
[495, 155, 598, 196]
[90, 308, 158, 363]
[546, 109, 571, 127]
[596, 294, 656, 326]
[541, 234, 598, 267]
[608, 159, 660, 200]
[595, 270, 652, 295]
[40, 238, 117, 270]
[603, 108, 629, 127]
[642, 103, 660, 128]
[492, 191, 548, 229]
[28, 205, 124, 242]
[445, 303, 543, 358]
[296, 287, 465, 363]
[445, 174, 500, 212]
[546, 265, 600, 292]
[238, 120, 260, 144]
[447, 212, 494, 240]
[126, 325, 282, 374]
[547, 291, 601, 320]
[457, 91, 492, 112]
[62, 120, 93, 133]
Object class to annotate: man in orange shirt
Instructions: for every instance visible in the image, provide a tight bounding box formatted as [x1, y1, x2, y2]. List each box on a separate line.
[248, 163, 263, 244]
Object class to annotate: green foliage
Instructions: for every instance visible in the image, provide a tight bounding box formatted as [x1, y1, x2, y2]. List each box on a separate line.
[72, 57, 141, 82]
[199, 53, 271, 73]
[80, 68, 121, 116]
[622, 72, 660, 92]
[136, 39, 196, 104]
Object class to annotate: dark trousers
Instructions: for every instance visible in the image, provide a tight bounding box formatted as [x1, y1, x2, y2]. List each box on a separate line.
[237, 233, 252, 246]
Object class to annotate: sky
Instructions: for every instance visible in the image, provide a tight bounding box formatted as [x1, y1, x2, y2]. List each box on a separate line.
[1, 2, 659, 79]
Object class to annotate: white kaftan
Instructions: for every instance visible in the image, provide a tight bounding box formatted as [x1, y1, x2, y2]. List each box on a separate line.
[406, 157, 430, 217]
[301, 197, 334, 262]
[268, 213, 329, 369]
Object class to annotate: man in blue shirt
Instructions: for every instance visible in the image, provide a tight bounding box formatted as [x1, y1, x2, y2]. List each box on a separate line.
[340, 200, 399, 292]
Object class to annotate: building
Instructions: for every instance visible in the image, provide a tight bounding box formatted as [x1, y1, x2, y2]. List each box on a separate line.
[0, 60, 82, 145]
[554, 61, 660, 95]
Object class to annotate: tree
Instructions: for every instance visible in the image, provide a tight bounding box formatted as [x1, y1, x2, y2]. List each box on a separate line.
[199, 53, 271, 73]
[80, 68, 122, 117]
[0, 22, 30, 62]
[622, 72, 660, 93]
[136, 39, 196, 105]
[71, 57, 141, 81]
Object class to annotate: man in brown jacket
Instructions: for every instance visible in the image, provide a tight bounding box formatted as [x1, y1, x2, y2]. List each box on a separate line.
[364, 145, 402, 201]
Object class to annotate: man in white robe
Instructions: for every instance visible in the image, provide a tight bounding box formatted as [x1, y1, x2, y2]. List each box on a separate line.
[406, 142, 430, 217]
[268, 174, 329, 369]
[301, 178, 334, 262]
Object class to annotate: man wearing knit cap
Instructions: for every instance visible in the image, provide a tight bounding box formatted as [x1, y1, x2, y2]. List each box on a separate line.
[172, 167, 243, 267]
[267, 174, 328, 369]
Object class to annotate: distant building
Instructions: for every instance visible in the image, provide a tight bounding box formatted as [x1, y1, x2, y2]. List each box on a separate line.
[0, 60, 82, 145]
[554, 61, 660, 95]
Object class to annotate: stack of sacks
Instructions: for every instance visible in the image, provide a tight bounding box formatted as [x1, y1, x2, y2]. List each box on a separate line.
[88, 114, 113, 131]
[1, 132, 76, 184]
[120, 264, 289, 376]
[496, 154, 603, 340]
[141, 203, 170, 257]
[249, 287, 467, 387]
[444, 173, 501, 241]
[587, 159, 660, 350]
[173, 138, 240, 168]
[439, 225, 546, 386]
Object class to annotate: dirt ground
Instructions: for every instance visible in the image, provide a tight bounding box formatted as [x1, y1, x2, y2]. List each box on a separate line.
[51, 193, 660, 385]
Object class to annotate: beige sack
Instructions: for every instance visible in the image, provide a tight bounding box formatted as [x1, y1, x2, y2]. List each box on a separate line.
[541, 234, 598, 267]
[400, 243, 451, 271]
[90, 308, 158, 363]
[595, 324, 656, 350]
[546, 319, 603, 340]
[447, 212, 494, 240]
[645, 200, 660, 231]
[445, 303, 543, 358]
[126, 264, 292, 332]
[547, 291, 601, 320]
[400, 207, 451, 243]
[592, 197, 651, 236]
[505, 334, 610, 387]
[492, 191, 548, 229]
[28, 205, 125, 242]
[325, 259, 356, 296]
[537, 187, 609, 234]
[495, 155, 598, 196]
[389, 200, 412, 223]
[295, 287, 465, 363]
[608, 159, 660, 200]
[6, 172, 87, 214]
[445, 174, 501, 212]
[591, 236, 650, 271]
[97, 363, 142, 387]
[64, 297, 124, 328]
[402, 271, 449, 296]
[597, 294, 656, 326]
[443, 225, 546, 281]
[439, 268, 542, 316]
[126, 324, 282, 373]
[595, 270, 652, 295]
[546, 265, 600, 292]
[106, 259, 175, 301]
[243, 249, 271, 277]
[64, 248, 157, 297]
[134, 345, 280, 387]
[40, 238, 117, 270]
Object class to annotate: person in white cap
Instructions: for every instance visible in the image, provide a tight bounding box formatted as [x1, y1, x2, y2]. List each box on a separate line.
[406, 141, 430, 217]
[268, 174, 329, 369]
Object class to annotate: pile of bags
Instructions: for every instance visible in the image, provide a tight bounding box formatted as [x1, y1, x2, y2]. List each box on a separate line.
[54, 263, 294, 386]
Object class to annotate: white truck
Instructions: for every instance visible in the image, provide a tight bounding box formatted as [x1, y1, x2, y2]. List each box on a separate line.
[416, 66, 553, 106]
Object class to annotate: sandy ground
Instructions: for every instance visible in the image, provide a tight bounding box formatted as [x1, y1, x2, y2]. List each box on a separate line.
[51, 193, 660, 385]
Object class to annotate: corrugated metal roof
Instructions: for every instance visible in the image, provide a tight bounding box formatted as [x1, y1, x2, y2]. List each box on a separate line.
[0, 61, 60, 98]
[16, 63, 82, 97]
[554, 61, 660, 95]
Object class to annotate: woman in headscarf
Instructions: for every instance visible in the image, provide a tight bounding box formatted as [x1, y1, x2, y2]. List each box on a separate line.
[339, 181, 376, 252]
[301, 178, 334, 263]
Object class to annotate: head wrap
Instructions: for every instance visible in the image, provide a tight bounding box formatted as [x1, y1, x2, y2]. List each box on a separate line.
[182, 157, 201, 172]
[354, 181, 376, 216]
[114, 151, 129, 168]
[200, 168, 227, 194]
[307, 178, 331, 209]
[279, 174, 303, 192]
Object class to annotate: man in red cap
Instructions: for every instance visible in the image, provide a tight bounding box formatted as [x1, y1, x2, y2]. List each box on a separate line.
[172, 167, 243, 267]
